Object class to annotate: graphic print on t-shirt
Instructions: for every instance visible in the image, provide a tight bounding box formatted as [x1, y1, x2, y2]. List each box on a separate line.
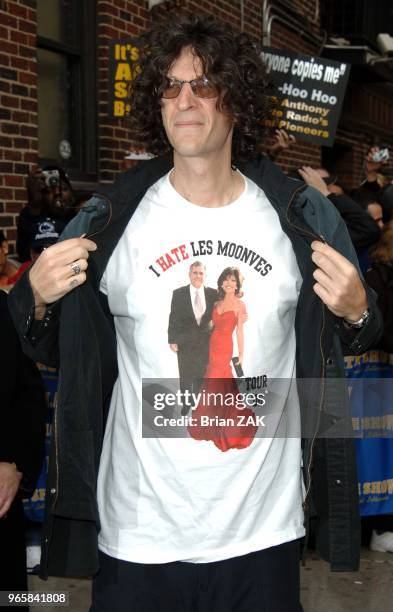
[158, 245, 273, 451]
[97, 172, 305, 565]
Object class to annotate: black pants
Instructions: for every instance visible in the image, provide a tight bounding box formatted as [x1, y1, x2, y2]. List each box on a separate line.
[90, 540, 303, 612]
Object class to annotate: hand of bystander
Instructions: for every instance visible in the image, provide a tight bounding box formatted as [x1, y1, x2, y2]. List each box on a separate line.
[268, 129, 296, 161]
[0, 462, 22, 518]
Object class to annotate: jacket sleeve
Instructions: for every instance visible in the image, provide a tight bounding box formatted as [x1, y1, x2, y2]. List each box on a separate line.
[8, 267, 60, 368]
[327, 193, 381, 250]
[301, 186, 383, 355]
[7, 200, 107, 368]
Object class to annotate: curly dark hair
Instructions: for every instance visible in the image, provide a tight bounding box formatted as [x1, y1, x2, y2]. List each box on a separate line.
[129, 11, 273, 161]
[217, 267, 243, 299]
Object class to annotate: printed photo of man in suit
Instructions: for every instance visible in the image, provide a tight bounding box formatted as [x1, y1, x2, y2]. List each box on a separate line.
[168, 261, 218, 415]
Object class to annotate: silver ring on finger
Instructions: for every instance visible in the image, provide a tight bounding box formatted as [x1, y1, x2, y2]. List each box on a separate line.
[70, 262, 81, 276]
[69, 278, 78, 289]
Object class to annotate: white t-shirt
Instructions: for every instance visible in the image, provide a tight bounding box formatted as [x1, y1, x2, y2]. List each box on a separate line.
[97, 171, 305, 563]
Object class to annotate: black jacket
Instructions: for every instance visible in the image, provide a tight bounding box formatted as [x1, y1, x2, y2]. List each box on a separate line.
[365, 263, 393, 352]
[327, 193, 381, 251]
[0, 290, 47, 497]
[9, 156, 382, 578]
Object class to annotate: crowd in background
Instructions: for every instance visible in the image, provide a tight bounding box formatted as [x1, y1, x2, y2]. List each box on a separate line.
[0, 166, 92, 608]
[1, 135, 393, 601]
[271, 135, 393, 553]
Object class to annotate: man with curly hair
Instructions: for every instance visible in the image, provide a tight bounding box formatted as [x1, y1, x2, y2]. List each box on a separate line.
[10, 11, 381, 612]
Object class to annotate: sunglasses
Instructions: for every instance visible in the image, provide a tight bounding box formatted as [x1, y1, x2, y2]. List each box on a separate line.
[161, 76, 220, 99]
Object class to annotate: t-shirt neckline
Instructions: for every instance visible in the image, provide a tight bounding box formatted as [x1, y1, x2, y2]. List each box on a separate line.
[164, 169, 249, 212]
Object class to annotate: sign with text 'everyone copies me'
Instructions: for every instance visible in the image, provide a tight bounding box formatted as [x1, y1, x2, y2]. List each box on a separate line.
[261, 47, 350, 146]
[107, 40, 350, 144]
[108, 39, 140, 118]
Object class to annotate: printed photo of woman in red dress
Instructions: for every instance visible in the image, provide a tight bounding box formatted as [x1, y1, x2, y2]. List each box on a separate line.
[188, 267, 258, 451]
[206, 267, 247, 379]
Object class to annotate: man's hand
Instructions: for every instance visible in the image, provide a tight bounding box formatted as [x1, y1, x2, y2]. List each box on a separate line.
[170, 343, 178, 352]
[274, 129, 296, 150]
[311, 241, 368, 322]
[268, 129, 296, 160]
[29, 237, 97, 318]
[0, 462, 22, 518]
[298, 166, 330, 197]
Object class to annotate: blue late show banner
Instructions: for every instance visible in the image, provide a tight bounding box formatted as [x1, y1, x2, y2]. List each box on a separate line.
[345, 350, 393, 516]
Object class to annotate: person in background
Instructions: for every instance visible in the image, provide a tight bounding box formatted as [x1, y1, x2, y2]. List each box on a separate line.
[352, 145, 393, 223]
[0, 290, 47, 610]
[365, 222, 393, 353]
[365, 201, 384, 231]
[17, 166, 75, 263]
[360, 145, 390, 194]
[348, 188, 385, 273]
[381, 183, 393, 222]
[352, 188, 384, 231]
[1, 219, 65, 290]
[0, 231, 19, 289]
[28, 218, 65, 264]
[362, 223, 393, 552]
[18, 216, 64, 573]
[297, 166, 381, 252]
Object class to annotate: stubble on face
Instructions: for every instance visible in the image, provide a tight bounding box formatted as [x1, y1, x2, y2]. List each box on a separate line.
[160, 47, 234, 160]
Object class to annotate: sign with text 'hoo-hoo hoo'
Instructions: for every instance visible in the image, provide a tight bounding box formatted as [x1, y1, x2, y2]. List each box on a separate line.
[261, 47, 350, 146]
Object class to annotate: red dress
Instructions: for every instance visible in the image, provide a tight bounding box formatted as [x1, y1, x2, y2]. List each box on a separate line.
[188, 308, 258, 451]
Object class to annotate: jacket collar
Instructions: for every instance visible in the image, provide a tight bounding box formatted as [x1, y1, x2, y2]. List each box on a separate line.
[89, 154, 312, 278]
[95, 154, 174, 211]
[95, 153, 305, 218]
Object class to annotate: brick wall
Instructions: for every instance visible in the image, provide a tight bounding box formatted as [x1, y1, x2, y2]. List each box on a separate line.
[101, 0, 323, 180]
[258, 18, 319, 171]
[97, 0, 149, 182]
[328, 82, 393, 191]
[0, 0, 356, 247]
[293, 0, 320, 25]
[1, 0, 393, 250]
[187, 0, 262, 39]
[98, 0, 264, 183]
[0, 0, 37, 249]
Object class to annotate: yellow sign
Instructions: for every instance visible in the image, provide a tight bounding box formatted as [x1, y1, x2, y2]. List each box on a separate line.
[109, 40, 141, 118]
